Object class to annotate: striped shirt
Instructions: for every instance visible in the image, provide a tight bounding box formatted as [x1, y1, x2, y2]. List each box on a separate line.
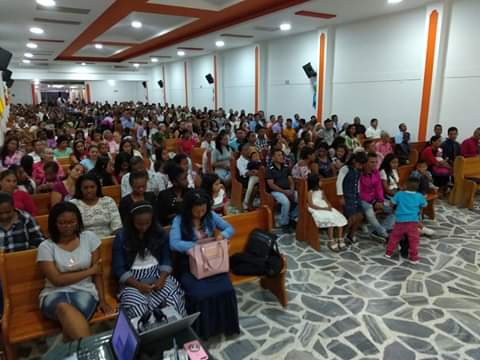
[0, 210, 45, 253]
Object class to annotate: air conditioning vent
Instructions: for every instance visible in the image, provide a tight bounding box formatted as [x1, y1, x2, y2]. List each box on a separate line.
[221, 33, 254, 38]
[254, 26, 279, 32]
[34, 17, 81, 25]
[36, 5, 90, 15]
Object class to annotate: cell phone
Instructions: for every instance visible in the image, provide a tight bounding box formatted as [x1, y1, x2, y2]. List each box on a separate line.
[183, 340, 208, 360]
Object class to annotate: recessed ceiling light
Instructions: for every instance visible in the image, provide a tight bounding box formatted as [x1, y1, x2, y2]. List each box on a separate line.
[26, 42, 38, 49]
[95, 43, 103, 49]
[133, 63, 140, 68]
[279, 23, 291, 31]
[177, 50, 185, 56]
[151, 58, 158, 63]
[81, 62, 86, 66]
[215, 40, 225, 47]
[388, 0, 403, 3]
[30, 27, 44, 34]
[22, 59, 31, 64]
[37, 0, 56, 6]
[131, 21, 142, 29]
[24, 52, 34, 58]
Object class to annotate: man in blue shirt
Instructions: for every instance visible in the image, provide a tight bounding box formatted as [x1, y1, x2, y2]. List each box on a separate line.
[394, 123, 408, 144]
[120, 110, 134, 136]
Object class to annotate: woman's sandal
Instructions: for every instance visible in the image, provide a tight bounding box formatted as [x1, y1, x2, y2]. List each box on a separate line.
[337, 238, 348, 251]
[328, 240, 341, 252]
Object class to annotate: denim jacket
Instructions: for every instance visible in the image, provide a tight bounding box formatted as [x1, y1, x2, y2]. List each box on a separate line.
[112, 228, 172, 285]
[169, 211, 234, 253]
[343, 165, 361, 207]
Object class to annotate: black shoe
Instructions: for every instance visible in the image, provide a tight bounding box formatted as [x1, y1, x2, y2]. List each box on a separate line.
[289, 220, 297, 230]
[281, 225, 292, 233]
[370, 232, 387, 242]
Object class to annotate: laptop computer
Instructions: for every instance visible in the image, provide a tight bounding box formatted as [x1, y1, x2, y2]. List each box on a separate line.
[76, 309, 139, 360]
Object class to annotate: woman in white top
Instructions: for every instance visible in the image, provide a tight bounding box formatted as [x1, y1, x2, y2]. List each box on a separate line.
[70, 173, 122, 239]
[379, 154, 400, 199]
[37, 202, 112, 340]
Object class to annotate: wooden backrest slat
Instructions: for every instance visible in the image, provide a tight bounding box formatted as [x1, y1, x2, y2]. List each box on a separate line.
[191, 148, 205, 168]
[32, 193, 51, 216]
[102, 185, 121, 205]
[398, 165, 415, 186]
[456, 156, 480, 178]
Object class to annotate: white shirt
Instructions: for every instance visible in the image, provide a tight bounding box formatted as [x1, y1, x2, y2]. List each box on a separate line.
[366, 126, 382, 139]
[121, 170, 165, 197]
[236, 155, 249, 177]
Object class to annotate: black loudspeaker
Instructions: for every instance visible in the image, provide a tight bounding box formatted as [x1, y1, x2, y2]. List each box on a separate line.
[158, 80, 164, 88]
[141, 81, 147, 88]
[302, 62, 317, 79]
[205, 74, 214, 84]
[0, 48, 12, 70]
[2, 69, 12, 82]
[6, 79, 14, 88]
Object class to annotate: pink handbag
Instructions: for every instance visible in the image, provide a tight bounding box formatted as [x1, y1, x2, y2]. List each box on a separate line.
[189, 239, 229, 279]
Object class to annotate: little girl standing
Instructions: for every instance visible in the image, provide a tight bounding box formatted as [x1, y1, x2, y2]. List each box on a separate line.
[307, 174, 348, 252]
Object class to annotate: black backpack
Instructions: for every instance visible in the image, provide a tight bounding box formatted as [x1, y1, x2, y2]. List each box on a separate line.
[230, 229, 284, 277]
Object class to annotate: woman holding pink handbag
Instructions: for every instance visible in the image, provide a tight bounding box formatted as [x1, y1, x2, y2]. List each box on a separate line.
[170, 190, 239, 339]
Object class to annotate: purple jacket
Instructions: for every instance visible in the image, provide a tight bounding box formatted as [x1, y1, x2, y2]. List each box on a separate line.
[359, 170, 384, 204]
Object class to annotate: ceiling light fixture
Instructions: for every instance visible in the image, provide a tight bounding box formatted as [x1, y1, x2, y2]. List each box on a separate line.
[133, 63, 140, 68]
[177, 50, 185, 56]
[30, 27, 44, 34]
[81, 62, 86, 66]
[22, 59, 31, 64]
[95, 43, 103, 49]
[34, 79, 40, 85]
[215, 40, 225, 47]
[36, 0, 56, 6]
[24, 52, 34, 58]
[279, 23, 291, 31]
[131, 21, 142, 29]
[151, 58, 158, 63]
[387, 0, 403, 3]
[26, 42, 38, 49]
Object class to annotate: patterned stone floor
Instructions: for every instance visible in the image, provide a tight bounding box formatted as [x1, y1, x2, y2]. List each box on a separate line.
[10, 200, 480, 360]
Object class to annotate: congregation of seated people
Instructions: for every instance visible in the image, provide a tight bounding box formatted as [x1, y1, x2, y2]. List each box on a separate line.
[1, 100, 479, 349]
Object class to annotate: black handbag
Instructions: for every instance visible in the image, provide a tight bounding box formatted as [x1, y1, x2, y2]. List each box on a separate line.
[245, 229, 279, 258]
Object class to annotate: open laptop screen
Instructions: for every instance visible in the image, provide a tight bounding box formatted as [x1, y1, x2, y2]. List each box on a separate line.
[111, 310, 138, 360]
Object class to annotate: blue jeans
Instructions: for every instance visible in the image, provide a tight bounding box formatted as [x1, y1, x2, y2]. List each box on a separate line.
[271, 191, 298, 226]
[361, 201, 395, 237]
[41, 291, 98, 321]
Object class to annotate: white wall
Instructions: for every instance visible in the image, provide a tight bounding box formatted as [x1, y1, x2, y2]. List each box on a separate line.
[88, 80, 146, 103]
[165, 61, 186, 106]
[332, 8, 426, 139]
[10, 80, 32, 105]
[266, 31, 319, 119]
[221, 45, 255, 113]
[190, 54, 215, 109]
[439, 0, 480, 138]
[148, 65, 164, 104]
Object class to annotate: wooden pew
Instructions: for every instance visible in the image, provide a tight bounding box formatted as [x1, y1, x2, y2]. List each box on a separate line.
[164, 138, 179, 153]
[31, 193, 51, 216]
[191, 147, 206, 173]
[295, 177, 341, 251]
[449, 156, 480, 209]
[230, 157, 244, 210]
[102, 185, 121, 205]
[0, 237, 117, 360]
[3, 207, 286, 359]
[56, 157, 70, 166]
[258, 167, 276, 226]
[408, 149, 419, 166]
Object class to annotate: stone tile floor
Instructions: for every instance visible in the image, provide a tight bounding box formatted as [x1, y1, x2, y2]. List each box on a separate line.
[10, 200, 480, 359]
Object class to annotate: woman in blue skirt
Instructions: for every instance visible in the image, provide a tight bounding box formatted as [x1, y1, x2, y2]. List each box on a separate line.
[170, 190, 239, 339]
[112, 201, 186, 319]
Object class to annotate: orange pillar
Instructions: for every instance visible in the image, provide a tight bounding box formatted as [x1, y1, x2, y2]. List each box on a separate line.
[85, 83, 91, 103]
[316, 33, 326, 123]
[31, 83, 37, 106]
[418, 10, 439, 141]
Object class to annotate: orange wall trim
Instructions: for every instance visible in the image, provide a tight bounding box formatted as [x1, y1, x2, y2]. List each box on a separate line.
[213, 55, 218, 110]
[255, 46, 259, 113]
[162, 65, 167, 105]
[418, 10, 439, 141]
[316, 33, 326, 123]
[184, 61, 189, 108]
[85, 83, 91, 104]
[31, 83, 37, 106]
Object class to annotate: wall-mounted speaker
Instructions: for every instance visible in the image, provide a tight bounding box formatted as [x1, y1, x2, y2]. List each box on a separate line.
[158, 80, 164, 88]
[6, 79, 14, 88]
[302, 62, 317, 79]
[0, 48, 12, 71]
[205, 74, 214, 84]
[141, 81, 147, 88]
[2, 69, 12, 82]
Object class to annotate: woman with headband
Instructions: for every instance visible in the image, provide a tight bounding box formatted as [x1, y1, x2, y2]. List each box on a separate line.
[112, 201, 186, 319]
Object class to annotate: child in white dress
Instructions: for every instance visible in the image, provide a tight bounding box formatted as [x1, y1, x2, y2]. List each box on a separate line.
[307, 174, 348, 252]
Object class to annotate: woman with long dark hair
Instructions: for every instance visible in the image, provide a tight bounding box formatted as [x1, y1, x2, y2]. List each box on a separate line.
[112, 201, 186, 319]
[51, 163, 84, 206]
[211, 132, 232, 185]
[170, 190, 239, 339]
[0, 137, 23, 169]
[89, 155, 117, 186]
[113, 152, 131, 183]
[69, 140, 87, 164]
[0, 169, 37, 215]
[379, 153, 400, 199]
[37, 202, 112, 340]
[156, 162, 188, 226]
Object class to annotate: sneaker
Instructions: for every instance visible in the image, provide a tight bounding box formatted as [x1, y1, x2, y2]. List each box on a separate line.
[385, 253, 392, 259]
[420, 226, 434, 236]
[408, 258, 420, 264]
[345, 234, 358, 245]
[370, 232, 387, 242]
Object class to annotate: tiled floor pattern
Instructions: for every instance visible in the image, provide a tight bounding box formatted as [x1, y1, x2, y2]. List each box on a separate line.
[10, 200, 480, 359]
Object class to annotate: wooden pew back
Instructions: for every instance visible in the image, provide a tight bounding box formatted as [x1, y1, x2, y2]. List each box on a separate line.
[164, 138, 179, 153]
[31, 193, 51, 216]
[102, 185, 121, 205]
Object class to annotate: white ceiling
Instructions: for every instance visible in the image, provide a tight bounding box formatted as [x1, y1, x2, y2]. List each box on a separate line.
[1, 0, 435, 72]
